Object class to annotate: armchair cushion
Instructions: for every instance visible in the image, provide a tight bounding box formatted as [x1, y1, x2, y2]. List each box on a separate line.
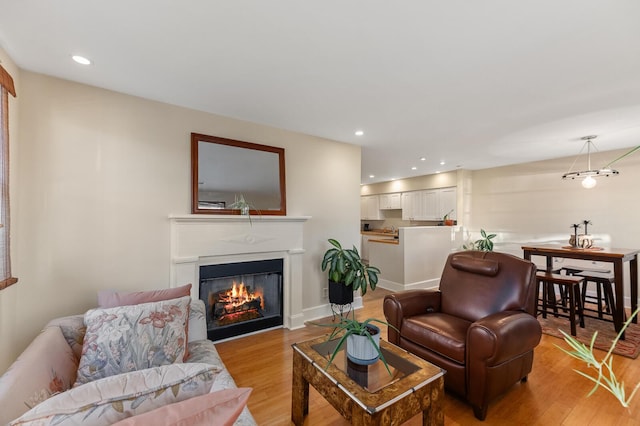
[402, 313, 470, 364]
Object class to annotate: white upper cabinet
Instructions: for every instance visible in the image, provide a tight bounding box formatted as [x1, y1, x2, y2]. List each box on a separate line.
[402, 191, 430, 220]
[360, 195, 381, 220]
[401, 187, 457, 221]
[438, 187, 457, 219]
[379, 193, 402, 209]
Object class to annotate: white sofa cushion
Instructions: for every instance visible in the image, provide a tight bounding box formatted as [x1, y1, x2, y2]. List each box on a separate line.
[9, 363, 220, 426]
[0, 327, 78, 425]
[75, 296, 190, 385]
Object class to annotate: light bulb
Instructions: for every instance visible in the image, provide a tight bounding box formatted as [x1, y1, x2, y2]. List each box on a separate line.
[582, 175, 597, 189]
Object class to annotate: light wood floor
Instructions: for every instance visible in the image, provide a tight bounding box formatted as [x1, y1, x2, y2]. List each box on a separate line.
[216, 289, 640, 425]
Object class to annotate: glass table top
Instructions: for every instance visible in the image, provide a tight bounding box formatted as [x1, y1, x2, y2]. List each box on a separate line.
[311, 338, 420, 393]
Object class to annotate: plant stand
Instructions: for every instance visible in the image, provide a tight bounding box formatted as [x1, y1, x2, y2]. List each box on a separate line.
[329, 280, 354, 320]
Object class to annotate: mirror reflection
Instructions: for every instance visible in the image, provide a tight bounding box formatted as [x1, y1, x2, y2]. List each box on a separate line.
[191, 133, 286, 215]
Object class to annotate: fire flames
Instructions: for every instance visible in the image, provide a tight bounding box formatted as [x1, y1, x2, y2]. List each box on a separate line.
[221, 282, 264, 310]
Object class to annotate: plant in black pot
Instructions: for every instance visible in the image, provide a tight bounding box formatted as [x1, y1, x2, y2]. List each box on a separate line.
[321, 238, 380, 305]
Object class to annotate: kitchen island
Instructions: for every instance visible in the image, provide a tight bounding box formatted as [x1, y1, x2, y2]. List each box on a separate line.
[369, 226, 460, 291]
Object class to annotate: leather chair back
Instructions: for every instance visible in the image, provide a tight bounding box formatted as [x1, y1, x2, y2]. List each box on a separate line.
[439, 251, 537, 322]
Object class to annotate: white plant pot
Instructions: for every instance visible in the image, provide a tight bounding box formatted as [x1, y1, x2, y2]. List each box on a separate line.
[346, 324, 381, 365]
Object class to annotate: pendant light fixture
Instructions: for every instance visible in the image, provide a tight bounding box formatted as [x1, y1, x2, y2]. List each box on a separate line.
[562, 135, 619, 189]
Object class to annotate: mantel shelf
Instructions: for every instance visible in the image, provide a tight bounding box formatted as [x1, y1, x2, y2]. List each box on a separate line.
[169, 214, 311, 223]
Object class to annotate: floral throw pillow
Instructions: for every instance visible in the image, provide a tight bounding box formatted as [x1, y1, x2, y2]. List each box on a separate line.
[10, 363, 220, 426]
[75, 295, 191, 386]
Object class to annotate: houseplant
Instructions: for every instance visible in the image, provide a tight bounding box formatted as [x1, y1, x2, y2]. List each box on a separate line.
[228, 194, 259, 225]
[557, 308, 640, 407]
[443, 209, 455, 226]
[313, 311, 396, 374]
[463, 229, 496, 251]
[321, 238, 380, 305]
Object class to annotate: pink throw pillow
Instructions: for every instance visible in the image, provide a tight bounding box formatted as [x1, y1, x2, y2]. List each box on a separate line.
[110, 388, 252, 426]
[97, 283, 192, 308]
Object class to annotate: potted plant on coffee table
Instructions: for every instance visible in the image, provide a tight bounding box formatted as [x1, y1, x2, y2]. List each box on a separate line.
[321, 238, 380, 305]
[312, 311, 396, 374]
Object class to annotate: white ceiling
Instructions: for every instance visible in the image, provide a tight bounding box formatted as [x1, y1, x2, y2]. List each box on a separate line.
[1, 1, 639, 184]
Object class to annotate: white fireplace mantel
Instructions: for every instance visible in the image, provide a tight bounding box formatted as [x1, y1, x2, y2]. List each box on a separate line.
[169, 214, 310, 331]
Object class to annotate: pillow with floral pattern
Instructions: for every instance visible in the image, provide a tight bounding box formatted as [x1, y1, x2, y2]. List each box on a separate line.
[75, 295, 190, 385]
[10, 363, 220, 426]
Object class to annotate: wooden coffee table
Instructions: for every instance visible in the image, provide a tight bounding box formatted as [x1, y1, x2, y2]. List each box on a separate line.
[291, 335, 445, 425]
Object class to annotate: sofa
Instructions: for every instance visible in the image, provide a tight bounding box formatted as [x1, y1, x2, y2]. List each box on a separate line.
[0, 292, 257, 426]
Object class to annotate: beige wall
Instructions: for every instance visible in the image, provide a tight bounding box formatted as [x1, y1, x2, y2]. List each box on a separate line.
[361, 152, 640, 252]
[0, 69, 361, 373]
[468, 149, 640, 250]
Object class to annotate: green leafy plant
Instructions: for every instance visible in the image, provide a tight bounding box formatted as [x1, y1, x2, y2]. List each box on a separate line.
[463, 229, 496, 251]
[228, 194, 258, 224]
[557, 309, 640, 407]
[321, 238, 380, 296]
[312, 311, 397, 375]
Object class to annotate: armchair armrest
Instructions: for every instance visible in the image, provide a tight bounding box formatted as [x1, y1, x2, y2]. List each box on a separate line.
[383, 290, 441, 344]
[468, 311, 541, 365]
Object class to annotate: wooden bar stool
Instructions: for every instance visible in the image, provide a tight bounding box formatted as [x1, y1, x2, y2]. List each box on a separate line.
[575, 271, 616, 322]
[560, 267, 617, 322]
[536, 271, 585, 336]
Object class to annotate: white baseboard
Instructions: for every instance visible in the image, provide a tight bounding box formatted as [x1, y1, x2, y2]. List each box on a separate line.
[377, 278, 440, 292]
[302, 296, 364, 324]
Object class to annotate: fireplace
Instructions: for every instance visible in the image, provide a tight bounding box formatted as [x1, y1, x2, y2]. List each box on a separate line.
[200, 259, 284, 341]
[170, 214, 309, 333]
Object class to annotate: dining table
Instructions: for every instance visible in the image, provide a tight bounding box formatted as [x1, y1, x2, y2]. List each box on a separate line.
[522, 244, 640, 338]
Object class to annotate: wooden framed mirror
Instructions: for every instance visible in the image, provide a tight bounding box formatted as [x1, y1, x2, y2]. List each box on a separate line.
[191, 133, 286, 215]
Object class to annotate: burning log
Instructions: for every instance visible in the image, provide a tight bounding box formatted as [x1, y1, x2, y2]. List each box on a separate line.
[209, 282, 264, 326]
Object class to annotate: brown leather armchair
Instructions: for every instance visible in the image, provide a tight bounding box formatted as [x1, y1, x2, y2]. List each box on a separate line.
[383, 251, 541, 420]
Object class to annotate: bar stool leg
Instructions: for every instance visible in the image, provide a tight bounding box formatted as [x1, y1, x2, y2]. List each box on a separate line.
[568, 283, 577, 336]
[575, 284, 585, 328]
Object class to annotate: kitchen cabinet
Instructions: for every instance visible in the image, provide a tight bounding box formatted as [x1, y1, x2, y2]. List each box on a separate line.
[422, 190, 439, 220]
[401, 191, 419, 220]
[379, 193, 402, 209]
[360, 195, 381, 220]
[438, 187, 457, 219]
[402, 190, 437, 220]
[401, 187, 456, 221]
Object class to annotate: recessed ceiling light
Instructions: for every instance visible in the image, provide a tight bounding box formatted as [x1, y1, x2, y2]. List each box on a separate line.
[355, 130, 364, 136]
[435, 171, 441, 174]
[440, 161, 445, 165]
[369, 174, 375, 178]
[72, 55, 91, 65]
[411, 166, 417, 170]
[420, 157, 426, 161]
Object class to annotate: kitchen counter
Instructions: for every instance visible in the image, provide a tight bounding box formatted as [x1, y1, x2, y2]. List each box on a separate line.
[369, 226, 460, 292]
[362, 229, 399, 238]
[369, 238, 399, 245]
